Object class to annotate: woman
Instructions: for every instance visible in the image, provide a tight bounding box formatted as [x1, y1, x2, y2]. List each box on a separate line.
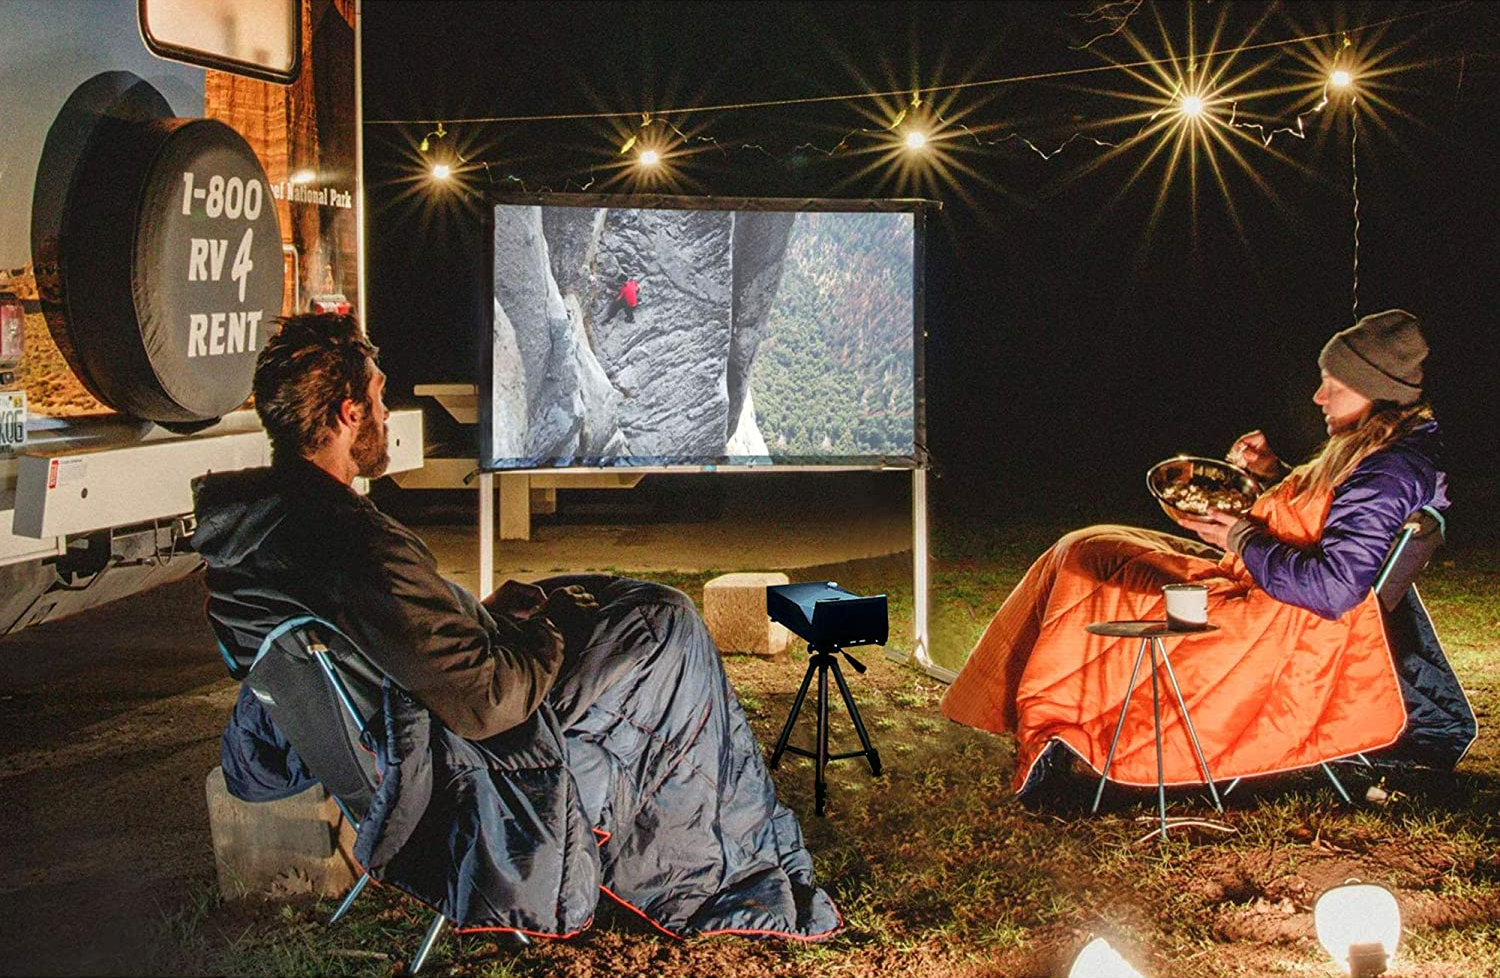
[941, 309, 1465, 800]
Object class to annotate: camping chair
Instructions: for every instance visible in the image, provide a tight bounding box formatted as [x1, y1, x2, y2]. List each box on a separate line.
[242, 616, 460, 973]
[1222, 505, 1448, 804]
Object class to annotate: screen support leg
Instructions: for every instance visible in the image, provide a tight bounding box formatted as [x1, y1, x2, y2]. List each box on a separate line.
[893, 467, 955, 683]
[479, 471, 494, 599]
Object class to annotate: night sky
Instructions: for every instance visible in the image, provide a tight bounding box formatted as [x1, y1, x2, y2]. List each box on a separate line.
[362, 1, 1500, 524]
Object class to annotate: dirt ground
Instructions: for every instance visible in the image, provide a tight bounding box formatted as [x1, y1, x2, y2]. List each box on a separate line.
[0, 574, 233, 975]
[3, 484, 1496, 978]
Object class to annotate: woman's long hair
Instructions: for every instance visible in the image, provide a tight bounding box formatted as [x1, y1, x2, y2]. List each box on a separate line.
[1286, 400, 1435, 498]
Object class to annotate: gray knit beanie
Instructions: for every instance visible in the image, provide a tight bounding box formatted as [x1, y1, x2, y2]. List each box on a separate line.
[1317, 309, 1427, 405]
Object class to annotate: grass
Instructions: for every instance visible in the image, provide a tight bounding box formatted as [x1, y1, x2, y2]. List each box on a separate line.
[156, 519, 1500, 978]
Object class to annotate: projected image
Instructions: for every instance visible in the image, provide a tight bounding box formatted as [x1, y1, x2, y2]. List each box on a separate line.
[486, 201, 917, 469]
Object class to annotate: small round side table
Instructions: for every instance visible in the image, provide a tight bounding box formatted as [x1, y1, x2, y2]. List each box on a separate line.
[1084, 620, 1225, 841]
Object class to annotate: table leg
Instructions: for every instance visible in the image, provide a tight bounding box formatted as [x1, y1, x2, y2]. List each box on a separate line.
[1093, 636, 1151, 814]
[1155, 637, 1224, 813]
[1150, 639, 1167, 839]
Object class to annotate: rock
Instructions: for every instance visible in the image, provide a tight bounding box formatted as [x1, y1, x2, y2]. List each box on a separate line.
[492, 204, 583, 459]
[543, 205, 606, 306]
[592, 208, 734, 458]
[704, 572, 793, 656]
[727, 212, 796, 429]
[562, 293, 626, 456]
[204, 766, 358, 900]
[490, 297, 528, 460]
[492, 205, 794, 464]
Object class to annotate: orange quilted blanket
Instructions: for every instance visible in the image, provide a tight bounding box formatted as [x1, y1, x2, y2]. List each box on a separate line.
[940, 483, 1407, 791]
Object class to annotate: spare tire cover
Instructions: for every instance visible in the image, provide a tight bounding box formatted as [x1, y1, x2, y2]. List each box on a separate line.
[61, 117, 283, 423]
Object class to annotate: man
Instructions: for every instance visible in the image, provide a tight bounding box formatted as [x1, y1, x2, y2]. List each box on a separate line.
[601, 274, 640, 324]
[194, 313, 839, 939]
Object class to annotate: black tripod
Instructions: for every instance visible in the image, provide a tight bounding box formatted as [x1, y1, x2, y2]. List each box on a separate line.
[768, 642, 882, 816]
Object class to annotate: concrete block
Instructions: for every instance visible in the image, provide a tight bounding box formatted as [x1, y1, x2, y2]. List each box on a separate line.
[205, 766, 359, 901]
[704, 572, 792, 656]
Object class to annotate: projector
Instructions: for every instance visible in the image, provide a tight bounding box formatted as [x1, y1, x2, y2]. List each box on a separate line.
[766, 582, 888, 651]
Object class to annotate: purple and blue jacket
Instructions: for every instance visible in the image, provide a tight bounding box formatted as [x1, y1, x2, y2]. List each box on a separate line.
[1236, 420, 1448, 621]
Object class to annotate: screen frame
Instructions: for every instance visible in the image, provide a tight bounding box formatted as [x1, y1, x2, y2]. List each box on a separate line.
[479, 192, 932, 474]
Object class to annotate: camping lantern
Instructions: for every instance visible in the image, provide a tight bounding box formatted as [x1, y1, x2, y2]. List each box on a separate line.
[0, 291, 23, 376]
[1067, 938, 1145, 978]
[1314, 880, 1401, 977]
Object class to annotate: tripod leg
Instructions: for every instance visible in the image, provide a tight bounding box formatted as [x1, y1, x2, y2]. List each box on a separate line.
[830, 656, 881, 776]
[770, 655, 818, 770]
[816, 658, 830, 817]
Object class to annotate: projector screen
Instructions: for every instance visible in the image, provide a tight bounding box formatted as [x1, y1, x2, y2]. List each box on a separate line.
[481, 194, 926, 470]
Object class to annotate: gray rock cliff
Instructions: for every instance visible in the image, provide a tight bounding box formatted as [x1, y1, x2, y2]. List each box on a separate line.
[491, 204, 794, 464]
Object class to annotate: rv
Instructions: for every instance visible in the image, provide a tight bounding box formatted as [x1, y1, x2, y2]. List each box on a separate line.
[0, 0, 421, 635]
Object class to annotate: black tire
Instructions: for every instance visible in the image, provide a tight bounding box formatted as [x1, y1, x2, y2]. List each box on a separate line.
[57, 116, 283, 423]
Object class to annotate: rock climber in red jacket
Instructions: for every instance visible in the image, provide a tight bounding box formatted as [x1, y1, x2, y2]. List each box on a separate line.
[603, 275, 640, 324]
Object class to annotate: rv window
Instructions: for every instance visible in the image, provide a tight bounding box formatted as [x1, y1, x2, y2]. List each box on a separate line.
[139, 0, 300, 85]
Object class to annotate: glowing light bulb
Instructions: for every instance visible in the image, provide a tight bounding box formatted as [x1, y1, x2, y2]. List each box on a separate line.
[1067, 938, 1145, 978]
[1315, 881, 1401, 977]
[431, 163, 451, 180]
[1180, 95, 1204, 118]
[1330, 70, 1353, 89]
[905, 130, 928, 150]
[639, 149, 660, 166]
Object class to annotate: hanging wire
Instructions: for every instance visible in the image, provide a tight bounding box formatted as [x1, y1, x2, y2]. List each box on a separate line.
[365, 0, 1472, 126]
[1350, 111, 1361, 322]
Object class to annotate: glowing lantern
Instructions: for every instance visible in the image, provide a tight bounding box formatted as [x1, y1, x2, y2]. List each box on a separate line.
[1067, 938, 1145, 978]
[431, 163, 451, 180]
[905, 130, 928, 150]
[1314, 880, 1401, 977]
[639, 149, 660, 166]
[1330, 70, 1353, 89]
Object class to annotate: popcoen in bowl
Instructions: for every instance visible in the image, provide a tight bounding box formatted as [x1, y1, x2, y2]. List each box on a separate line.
[1147, 456, 1261, 521]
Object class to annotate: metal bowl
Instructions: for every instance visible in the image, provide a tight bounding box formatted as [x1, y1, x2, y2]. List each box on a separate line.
[1146, 455, 1262, 522]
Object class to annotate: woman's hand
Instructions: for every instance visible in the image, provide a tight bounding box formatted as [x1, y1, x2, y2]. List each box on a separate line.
[1227, 429, 1281, 481]
[1174, 509, 1239, 550]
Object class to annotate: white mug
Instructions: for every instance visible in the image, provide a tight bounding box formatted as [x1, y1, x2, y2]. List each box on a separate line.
[1163, 583, 1209, 630]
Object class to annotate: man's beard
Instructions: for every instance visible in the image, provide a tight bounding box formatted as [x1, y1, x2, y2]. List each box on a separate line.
[352, 404, 389, 479]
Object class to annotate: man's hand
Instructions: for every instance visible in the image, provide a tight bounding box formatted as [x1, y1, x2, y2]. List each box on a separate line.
[483, 579, 548, 620]
[1227, 429, 1281, 481]
[1174, 508, 1239, 550]
[543, 584, 599, 647]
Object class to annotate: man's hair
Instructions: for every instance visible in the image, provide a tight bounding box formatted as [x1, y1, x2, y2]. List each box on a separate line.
[253, 313, 380, 460]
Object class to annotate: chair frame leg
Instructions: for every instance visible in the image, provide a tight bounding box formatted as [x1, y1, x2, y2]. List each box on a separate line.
[1321, 761, 1354, 804]
[407, 914, 447, 975]
[329, 872, 369, 925]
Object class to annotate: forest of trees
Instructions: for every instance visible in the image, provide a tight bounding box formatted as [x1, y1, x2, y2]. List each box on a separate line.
[751, 211, 916, 457]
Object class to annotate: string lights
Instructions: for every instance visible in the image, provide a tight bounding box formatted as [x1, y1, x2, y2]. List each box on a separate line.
[391, 4, 1452, 189]
[389, 0, 1472, 300]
